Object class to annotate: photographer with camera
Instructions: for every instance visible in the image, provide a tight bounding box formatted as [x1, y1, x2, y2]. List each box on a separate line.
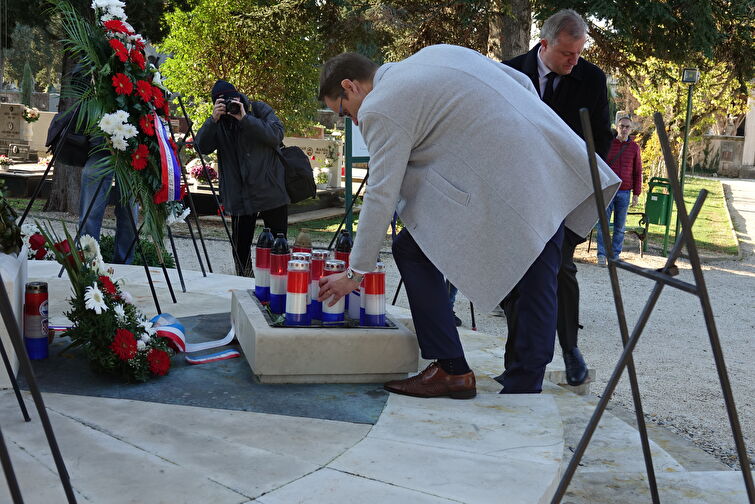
[194, 80, 290, 276]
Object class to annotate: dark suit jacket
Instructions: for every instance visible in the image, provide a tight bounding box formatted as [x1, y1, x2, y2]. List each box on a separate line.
[505, 44, 612, 160]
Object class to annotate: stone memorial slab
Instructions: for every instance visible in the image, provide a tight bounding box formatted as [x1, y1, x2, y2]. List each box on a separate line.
[231, 289, 419, 383]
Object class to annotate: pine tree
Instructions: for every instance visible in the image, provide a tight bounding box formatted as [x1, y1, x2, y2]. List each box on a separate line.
[20, 61, 34, 106]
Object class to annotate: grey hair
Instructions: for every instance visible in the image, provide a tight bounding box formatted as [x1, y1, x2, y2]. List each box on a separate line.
[540, 9, 588, 43]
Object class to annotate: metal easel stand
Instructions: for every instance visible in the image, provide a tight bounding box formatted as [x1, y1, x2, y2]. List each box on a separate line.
[18, 104, 81, 229]
[54, 167, 167, 315]
[175, 95, 244, 275]
[0, 272, 77, 503]
[166, 105, 212, 278]
[550, 110, 754, 503]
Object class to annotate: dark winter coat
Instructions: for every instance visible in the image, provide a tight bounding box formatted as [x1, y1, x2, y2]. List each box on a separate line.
[504, 44, 613, 160]
[194, 97, 290, 215]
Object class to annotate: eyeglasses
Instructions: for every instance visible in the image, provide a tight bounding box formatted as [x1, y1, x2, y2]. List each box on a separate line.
[338, 92, 345, 118]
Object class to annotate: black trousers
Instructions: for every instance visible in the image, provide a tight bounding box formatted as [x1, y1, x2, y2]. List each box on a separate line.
[231, 205, 288, 276]
[502, 227, 584, 355]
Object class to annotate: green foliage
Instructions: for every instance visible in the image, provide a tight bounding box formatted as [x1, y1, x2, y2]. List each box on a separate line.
[158, 0, 322, 136]
[367, 0, 491, 60]
[3, 23, 63, 92]
[20, 62, 35, 106]
[0, 181, 23, 255]
[616, 57, 749, 174]
[99, 234, 176, 268]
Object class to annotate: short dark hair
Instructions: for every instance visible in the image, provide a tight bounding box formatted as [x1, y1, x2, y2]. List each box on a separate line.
[318, 53, 379, 101]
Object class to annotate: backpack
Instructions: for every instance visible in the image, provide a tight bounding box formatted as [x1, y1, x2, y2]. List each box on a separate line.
[274, 144, 316, 204]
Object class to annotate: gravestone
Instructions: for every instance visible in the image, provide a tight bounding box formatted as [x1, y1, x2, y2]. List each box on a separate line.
[0, 103, 31, 161]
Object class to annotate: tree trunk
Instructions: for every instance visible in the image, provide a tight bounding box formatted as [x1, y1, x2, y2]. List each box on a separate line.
[46, 51, 82, 214]
[487, 0, 531, 62]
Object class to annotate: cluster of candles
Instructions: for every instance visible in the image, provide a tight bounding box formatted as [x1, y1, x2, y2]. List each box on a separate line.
[253, 229, 386, 327]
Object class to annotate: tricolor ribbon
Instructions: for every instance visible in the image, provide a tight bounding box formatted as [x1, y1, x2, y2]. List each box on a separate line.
[52, 315, 240, 365]
[150, 313, 240, 365]
[153, 113, 182, 204]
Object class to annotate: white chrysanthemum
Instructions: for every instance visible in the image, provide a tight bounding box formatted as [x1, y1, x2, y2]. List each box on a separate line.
[112, 109, 129, 123]
[137, 340, 146, 351]
[121, 290, 133, 304]
[112, 122, 137, 140]
[140, 333, 151, 343]
[98, 113, 120, 135]
[111, 135, 128, 151]
[84, 283, 108, 314]
[79, 234, 101, 262]
[113, 303, 127, 322]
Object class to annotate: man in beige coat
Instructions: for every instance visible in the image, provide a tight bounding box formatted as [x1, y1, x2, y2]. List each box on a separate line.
[317, 44, 619, 396]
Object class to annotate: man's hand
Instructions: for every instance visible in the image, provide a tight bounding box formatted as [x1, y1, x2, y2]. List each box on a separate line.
[227, 98, 246, 121]
[211, 98, 246, 122]
[632, 194, 639, 207]
[211, 98, 226, 123]
[318, 272, 359, 306]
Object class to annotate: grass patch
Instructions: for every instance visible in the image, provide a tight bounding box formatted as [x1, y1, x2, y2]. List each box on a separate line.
[6, 197, 45, 214]
[642, 176, 738, 255]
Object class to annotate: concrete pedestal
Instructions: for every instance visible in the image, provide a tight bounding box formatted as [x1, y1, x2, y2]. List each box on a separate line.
[231, 289, 419, 384]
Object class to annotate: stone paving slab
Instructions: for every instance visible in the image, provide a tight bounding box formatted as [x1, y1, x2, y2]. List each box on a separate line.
[562, 470, 755, 503]
[256, 468, 460, 504]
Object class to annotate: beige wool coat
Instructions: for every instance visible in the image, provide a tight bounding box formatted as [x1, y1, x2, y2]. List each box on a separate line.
[349, 44, 620, 312]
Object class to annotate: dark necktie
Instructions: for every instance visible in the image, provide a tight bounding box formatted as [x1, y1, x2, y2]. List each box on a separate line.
[542, 72, 556, 105]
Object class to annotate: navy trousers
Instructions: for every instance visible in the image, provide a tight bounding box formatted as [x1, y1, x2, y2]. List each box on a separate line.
[500, 223, 565, 393]
[393, 229, 464, 359]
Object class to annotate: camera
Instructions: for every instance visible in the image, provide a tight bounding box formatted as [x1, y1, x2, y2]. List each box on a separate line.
[223, 98, 241, 115]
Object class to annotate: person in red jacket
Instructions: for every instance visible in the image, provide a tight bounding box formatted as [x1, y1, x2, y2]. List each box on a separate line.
[596, 114, 643, 265]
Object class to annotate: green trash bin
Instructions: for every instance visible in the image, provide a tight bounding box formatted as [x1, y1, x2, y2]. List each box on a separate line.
[645, 177, 672, 226]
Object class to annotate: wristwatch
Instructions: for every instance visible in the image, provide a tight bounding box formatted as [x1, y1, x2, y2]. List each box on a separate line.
[346, 267, 364, 283]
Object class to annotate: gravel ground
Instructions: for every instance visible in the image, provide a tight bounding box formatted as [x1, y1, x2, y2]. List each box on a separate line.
[30, 177, 755, 469]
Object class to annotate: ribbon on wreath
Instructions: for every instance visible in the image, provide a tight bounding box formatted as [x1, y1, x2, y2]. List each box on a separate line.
[150, 313, 240, 365]
[153, 113, 183, 204]
[51, 314, 240, 365]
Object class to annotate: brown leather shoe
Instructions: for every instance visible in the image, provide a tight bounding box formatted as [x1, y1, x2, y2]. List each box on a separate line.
[384, 362, 476, 399]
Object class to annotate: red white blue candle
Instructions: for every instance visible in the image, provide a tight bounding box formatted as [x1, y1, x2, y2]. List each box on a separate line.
[310, 250, 328, 320]
[254, 245, 271, 302]
[285, 260, 311, 326]
[361, 262, 386, 326]
[269, 249, 290, 314]
[292, 252, 312, 319]
[322, 259, 346, 325]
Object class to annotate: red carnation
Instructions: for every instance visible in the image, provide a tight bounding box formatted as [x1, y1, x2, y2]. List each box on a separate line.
[139, 114, 155, 136]
[130, 49, 146, 70]
[103, 20, 132, 34]
[98, 275, 117, 296]
[151, 86, 165, 108]
[161, 101, 171, 117]
[108, 39, 128, 63]
[147, 348, 170, 376]
[136, 80, 153, 103]
[34, 248, 47, 260]
[133, 37, 145, 51]
[112, 73, 133, 95]
[111, 329, 137, 361]
[131, 144, 149, 171]
[29, 233, 46, 251]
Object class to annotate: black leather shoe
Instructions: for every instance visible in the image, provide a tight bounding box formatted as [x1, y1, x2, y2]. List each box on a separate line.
[563, 347, 589, 386]
[453, 313, 462, 327]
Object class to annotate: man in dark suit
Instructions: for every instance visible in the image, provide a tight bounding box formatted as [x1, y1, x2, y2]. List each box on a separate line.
[499, 9, 612, 386]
